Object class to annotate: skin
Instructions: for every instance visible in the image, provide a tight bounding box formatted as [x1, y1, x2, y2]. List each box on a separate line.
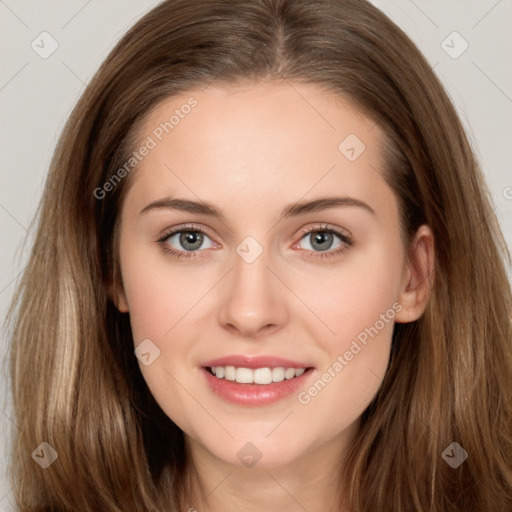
[115, 81, 434, 512]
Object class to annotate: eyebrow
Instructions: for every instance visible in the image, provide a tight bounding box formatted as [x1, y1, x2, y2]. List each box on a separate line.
[140, 195, 375, 219]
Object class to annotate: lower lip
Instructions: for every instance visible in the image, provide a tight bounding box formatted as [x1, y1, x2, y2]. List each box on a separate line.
[201, 367, 314, 407]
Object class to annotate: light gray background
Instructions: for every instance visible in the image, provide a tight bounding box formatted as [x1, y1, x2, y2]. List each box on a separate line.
[1, 1, 511, 509]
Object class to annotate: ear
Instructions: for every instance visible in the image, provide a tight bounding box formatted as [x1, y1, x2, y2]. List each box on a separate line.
[394, 224, 434, 323]
[114, 286, 129, 313]
[108, 267, 129, 313]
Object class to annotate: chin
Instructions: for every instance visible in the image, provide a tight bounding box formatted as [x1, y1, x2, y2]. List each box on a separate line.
[200, 434, 307, 469]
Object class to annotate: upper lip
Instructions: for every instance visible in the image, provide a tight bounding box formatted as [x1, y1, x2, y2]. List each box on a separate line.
[202, 355, 313, 369]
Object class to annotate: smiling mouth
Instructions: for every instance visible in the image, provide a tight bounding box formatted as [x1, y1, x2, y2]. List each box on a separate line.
[206, 365, 312, 384]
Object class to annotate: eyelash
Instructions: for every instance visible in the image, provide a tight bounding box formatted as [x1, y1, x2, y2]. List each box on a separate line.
[157, 223, 353, 261]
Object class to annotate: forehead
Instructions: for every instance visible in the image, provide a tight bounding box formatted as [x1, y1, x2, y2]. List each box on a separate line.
[124, 81, 394, 218]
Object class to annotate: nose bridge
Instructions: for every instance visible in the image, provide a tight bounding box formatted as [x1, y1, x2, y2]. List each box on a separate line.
[218, 235, 288, 336]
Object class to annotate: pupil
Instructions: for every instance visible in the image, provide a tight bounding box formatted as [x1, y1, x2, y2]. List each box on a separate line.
[313, 232, 332, 251]
[181, 231, 202, 250]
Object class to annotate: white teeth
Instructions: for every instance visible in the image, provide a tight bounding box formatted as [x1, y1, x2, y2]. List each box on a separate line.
[236, 367, 253, 383]
[284, 368, 295, 379]
[224, 366, 236, 381]
[209, 366, 307, 384]
[254, 367, 273, 384]
[272, 367, 285, 382]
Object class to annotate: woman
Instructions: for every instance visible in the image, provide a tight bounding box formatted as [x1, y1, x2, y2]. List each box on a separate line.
[7, 0, 512, 510]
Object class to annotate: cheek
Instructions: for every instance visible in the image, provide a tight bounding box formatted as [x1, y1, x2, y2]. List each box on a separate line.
[118, 237, 208, 343]
[294, 273, 399, 443]
[291, 240, 402, 411]
[119, 247, 207, 430]
[294, 240, 404, 347]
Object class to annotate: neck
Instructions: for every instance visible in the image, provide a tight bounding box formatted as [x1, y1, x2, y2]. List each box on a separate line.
[181, 427, 356, 512]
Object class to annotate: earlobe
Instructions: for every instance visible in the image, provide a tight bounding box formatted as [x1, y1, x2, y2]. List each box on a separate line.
[114, 289, 129, 313]
[394, 224, 435, 324]
[108, 269, 129, 313]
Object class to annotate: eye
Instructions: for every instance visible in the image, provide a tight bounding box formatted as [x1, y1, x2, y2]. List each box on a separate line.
[293, 224, 353, 260]
[157, 223, 353, 261]
[158, 224, 218, 260]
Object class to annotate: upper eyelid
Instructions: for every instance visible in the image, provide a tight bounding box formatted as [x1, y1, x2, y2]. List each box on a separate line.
[158, 223, 215, 242]
[295, 223, 352, 240]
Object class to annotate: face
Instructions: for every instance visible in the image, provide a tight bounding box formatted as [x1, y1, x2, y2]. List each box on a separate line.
[115, 81, 432, 469]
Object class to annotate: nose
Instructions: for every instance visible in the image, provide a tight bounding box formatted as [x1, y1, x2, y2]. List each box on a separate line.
[218, 247, 289, 338]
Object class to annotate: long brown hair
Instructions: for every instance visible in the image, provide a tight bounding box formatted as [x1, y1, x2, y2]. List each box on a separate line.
[6, 0, 512, 510]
